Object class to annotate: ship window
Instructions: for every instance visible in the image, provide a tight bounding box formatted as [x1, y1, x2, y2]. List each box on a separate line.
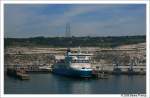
[58, 59, 65, 63]
[82, 67, 85, 69]
[86, 60, 89, 63]
[72, 60, 77, 63]
[71, 60, 90, 63]
[78, 60, 82, 63]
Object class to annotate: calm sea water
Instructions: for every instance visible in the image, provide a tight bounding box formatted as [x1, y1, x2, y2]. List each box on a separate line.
[4, 73, 146, 94]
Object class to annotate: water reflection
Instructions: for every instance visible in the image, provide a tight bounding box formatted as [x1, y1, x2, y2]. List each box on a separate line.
[5, 74, 146, 94]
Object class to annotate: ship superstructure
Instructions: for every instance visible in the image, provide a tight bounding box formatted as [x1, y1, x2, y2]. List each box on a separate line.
[52, 48, 93, 78]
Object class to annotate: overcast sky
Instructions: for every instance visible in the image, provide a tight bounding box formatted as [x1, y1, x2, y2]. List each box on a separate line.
[4, 4, 146, 38]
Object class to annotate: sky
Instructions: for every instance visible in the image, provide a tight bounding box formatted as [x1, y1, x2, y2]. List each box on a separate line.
[4, 4, 146, 38]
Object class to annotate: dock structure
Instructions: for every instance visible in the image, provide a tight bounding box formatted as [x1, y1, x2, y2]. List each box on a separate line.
[92, 61, 146, 76]
[5, 64, 52, 73]
[92, 66, 109, 79]
[112, 63, 122, 75]
[7, 67, 30, 80]
[98, 65, 145, 75]
[16, 70, 30, 80]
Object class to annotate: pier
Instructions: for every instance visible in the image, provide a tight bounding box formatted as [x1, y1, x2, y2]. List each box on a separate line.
[7, 68, 30, 80]
[92, 64, 146, 76]
[6, 63, 146, 80]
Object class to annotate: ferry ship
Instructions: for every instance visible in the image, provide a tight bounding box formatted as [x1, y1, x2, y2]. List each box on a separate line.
[52, 48, 93, 78]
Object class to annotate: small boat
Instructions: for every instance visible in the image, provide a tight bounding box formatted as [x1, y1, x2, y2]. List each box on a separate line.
[92, 70, 109, 79]
[7, 67, 30, 80]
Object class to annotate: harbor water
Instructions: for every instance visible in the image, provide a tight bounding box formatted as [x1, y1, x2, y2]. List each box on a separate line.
[5, 73, 146, 94]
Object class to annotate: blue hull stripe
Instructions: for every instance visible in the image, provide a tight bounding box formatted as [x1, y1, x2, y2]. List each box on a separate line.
[52, 68, 92, 78]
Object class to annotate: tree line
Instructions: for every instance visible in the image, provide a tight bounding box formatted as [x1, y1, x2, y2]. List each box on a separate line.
[4, 35, 146, 48]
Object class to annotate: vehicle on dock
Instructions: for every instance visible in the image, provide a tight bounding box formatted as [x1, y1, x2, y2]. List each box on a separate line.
[52, 48, 93, 78]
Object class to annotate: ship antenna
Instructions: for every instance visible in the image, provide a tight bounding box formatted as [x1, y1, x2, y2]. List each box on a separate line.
[65, 23, 71, 56]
